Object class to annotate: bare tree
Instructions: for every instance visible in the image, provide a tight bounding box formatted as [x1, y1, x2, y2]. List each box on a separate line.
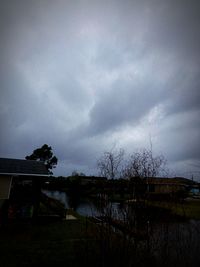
[97, 148, 124, 179]
[122, 148, 166, 179]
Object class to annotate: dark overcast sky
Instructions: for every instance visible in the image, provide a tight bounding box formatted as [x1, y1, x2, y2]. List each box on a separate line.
[0, 0, 200, 179]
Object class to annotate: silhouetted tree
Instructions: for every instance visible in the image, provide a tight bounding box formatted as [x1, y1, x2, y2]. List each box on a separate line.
[71, 170, 86, 177]
[123, 148, 166, 179]
[26, 144, 58, 175]
[122, 148, 166, 198]
[97, 148, 124, 179]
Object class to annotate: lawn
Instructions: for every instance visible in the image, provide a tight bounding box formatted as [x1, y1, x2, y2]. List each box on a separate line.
[0, 216, 99, 267]
[0, 213, 153, 267]
[1, 198, 199, 267]
[146, 198, 200, 220]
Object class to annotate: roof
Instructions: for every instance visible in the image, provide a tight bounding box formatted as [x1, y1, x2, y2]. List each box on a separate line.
[145, 177, 196, 185]
[0, 157, 49, 176]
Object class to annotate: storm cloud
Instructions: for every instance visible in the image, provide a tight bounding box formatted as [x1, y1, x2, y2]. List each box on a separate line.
[0, 0, 200, 179]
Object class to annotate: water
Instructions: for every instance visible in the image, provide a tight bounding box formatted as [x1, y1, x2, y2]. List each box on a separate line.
[43, 190, 102, 216]
[43, 190, 69, 208]
[43, 190, 200, 265]
[43, 190, 124, 218]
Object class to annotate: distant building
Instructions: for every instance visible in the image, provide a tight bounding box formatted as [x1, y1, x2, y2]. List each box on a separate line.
[0, 157, 49, 224]
[145, 177, 184, 193]
[68, 175, 107, 185]
[79, 176, 107, 185]
[145, 177, 199, 194]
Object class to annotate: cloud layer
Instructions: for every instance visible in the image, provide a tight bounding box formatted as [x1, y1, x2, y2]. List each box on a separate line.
[0, 0, 200, 179]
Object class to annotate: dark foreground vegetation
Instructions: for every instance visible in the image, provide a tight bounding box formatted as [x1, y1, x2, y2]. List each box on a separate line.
[0, 215, 92, 267]
[1, 171, 200, 267]
[1, 200, 200, 267]
[1, 145, 200, 266]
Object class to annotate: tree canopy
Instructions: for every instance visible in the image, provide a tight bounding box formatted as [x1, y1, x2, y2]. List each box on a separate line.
[122, 148, 166, 179]
[97, 147, 167, 180]
[25, 144, 58, 174]
[97, 149, 124, 179]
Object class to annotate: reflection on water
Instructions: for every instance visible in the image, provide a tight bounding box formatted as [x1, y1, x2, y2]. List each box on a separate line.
[43, 190, 123, 218]
[42, 190, 200, 265]
[43, 190, 102, 216]
[43, 190, 69, 209]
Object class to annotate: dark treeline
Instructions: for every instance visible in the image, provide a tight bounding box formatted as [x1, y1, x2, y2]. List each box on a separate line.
[42, 174, 195, 203]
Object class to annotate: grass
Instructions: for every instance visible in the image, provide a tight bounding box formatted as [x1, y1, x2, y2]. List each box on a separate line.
[178, 199, 200, 220]
[146, 198, 200, 220]
[0, 214, 99, 267]
[1, 197, 199, 267]
[0, 214, 134, 267]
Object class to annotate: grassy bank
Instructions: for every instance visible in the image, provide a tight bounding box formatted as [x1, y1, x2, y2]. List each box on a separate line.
[146, 198, 200, 220]
[0, 215, 98, 267]
[0, 211, 159, 267]
[1, 205, 200, 267]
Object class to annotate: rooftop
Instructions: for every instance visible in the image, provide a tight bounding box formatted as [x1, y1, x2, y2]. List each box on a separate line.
[145, 177, 197, 185]
[0, 157, 49, 176]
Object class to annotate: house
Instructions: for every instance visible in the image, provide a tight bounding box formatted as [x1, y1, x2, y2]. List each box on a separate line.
[145, 177, 185, 193]
[66, 175, 107, 186]
[78, 176, 107, 186]
[0, 157, 49, 224]
[145, 177, 198, 196]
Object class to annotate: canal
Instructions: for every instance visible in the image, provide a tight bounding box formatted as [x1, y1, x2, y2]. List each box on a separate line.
[43, 189, 200, 266]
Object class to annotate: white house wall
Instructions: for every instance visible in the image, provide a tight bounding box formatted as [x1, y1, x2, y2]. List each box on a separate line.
[0, 175, 12, 199]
